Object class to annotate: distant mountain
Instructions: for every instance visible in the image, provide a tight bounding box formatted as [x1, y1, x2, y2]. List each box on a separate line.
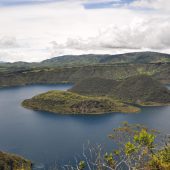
[41, 54, 107, 67]
[0, 52, 169, 69]
[41, 52, 170, 67]
[99, 51, 170, 64]
[0, 61, 35, 67]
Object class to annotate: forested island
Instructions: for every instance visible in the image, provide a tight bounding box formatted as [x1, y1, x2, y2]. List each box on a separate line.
[22, 91, 139, 114]
[22, 75, 170, 115]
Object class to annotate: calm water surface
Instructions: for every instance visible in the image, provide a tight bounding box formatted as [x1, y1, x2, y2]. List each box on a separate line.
[0, 84, 170, 169]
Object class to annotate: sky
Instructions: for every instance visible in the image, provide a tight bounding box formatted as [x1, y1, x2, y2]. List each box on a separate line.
[0, 0, 170, 62]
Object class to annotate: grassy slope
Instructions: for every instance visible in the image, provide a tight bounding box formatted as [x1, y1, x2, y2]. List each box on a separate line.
[0, 151, 31, 170]
[70, 75, 170, 106]
[69, 77, 118, 95]
[0, 63, 169, 87]
[22, 91, 140, 114]
[111, 75, 170, 105]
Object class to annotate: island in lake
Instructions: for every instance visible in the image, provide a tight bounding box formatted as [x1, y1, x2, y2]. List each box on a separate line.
[22, 75, 170, 115]
[22, 91, 140, 114]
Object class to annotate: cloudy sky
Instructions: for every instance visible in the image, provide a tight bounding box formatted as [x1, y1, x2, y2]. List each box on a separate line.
[0, 0, 170, 62]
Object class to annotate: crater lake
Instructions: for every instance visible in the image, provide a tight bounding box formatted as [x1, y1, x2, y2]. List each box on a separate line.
[0, 84, 170, 169]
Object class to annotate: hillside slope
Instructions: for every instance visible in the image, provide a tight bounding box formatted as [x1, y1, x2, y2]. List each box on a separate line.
[99, 51, 170, 64]
[69, 77, 118, 95]
[41, 52, 170, 67]
[70, 75, 170, 105]
[0, 63, 169, 87]
[112, 75, 170, 105]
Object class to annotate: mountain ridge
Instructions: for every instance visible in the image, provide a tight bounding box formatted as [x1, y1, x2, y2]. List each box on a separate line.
[41, 51, 170, 66]
[1, 51, 170, 66]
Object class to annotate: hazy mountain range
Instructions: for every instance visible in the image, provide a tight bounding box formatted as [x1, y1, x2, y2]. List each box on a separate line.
[0, 52, 170, 68]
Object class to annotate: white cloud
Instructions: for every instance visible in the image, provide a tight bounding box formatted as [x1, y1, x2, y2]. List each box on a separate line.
[0, 48, 49, 62]
[0, 0, 169, 62]
[130, 0, 170, 11]
[49, 17, 170, 56]
[0, 36, 19, 48]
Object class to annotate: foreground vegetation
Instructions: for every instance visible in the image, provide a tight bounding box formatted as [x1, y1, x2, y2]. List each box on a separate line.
[0, 151, 32, 170]
[60, 123, 170, 170]
[22, 91, 139, 114]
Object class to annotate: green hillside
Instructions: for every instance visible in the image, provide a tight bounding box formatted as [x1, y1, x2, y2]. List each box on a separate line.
[99, 51, 170, 64]
[0, 52, 169, 88]
[0, 52, 169, 71]
[42, 51, 170, 66]
[70, 75, 170, 106]
[0, 63, 169, 88]
[69, 77, 118, 95]
[22, 91, 139, 114]
[111, 75, 170, 105]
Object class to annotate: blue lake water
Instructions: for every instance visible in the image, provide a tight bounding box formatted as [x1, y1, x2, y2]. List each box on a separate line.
[0, 84, 170, 169]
